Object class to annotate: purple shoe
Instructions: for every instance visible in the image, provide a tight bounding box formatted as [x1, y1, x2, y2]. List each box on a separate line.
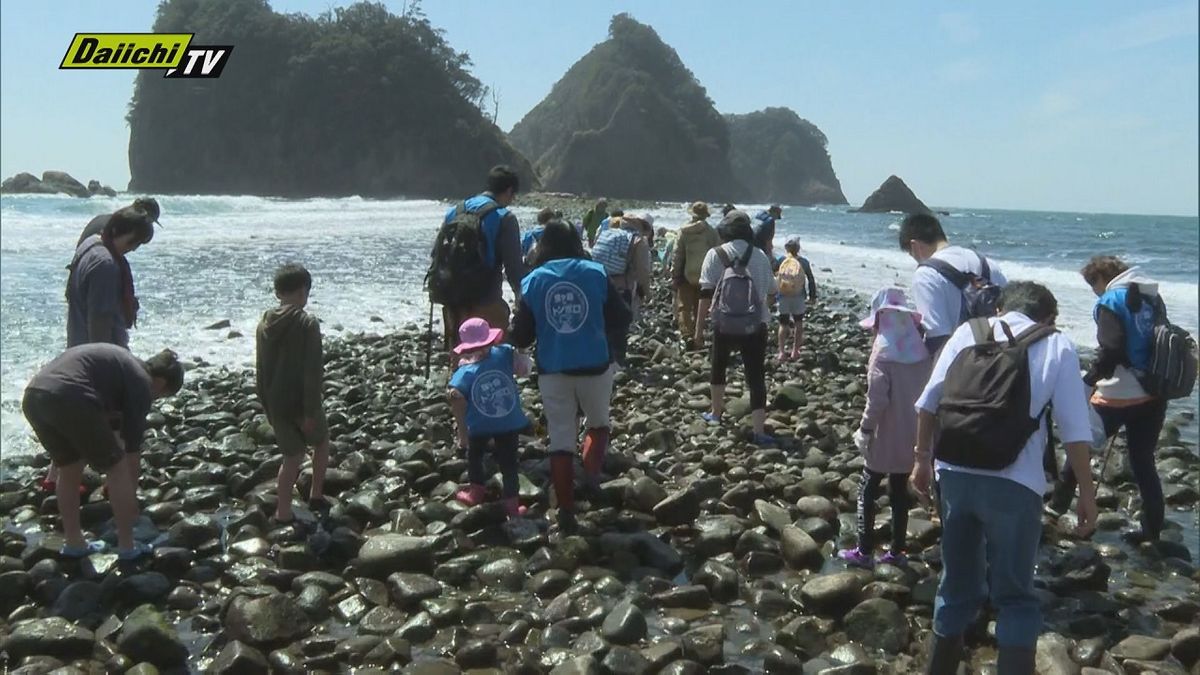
[877, 551, 907, 566]
[837, 547, 874, 568]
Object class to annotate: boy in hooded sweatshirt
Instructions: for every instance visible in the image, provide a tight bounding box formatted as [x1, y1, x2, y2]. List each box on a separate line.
[256, 263, 329, 525]
[839, 288, 931, 568]
[1053, 256, 1170, 543]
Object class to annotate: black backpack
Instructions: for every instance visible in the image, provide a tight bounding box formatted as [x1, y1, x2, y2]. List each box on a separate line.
[920, 253, 1002, 324]
[936, 318, 1058, 470]
[426, 200, 502, 307]
[1139, 297, 1198, 400]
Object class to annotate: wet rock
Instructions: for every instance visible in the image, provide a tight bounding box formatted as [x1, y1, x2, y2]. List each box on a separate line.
[1034, 632, 1077, 675]
[602, 599, 648, 645]
[627, 476, 669, 512]
[764, 645, 804, 673]
[117, 604, 188, 667]
[117, 572, 172, 603]
[801, 571, 864, 615]
[454, 639, 498, 669]
[654, 585, 711, 610]
[1110, 634, 1171, 661]
[693, 560, 739, 602]
[641, 641, 683, 671]
[602, 645, 651, 675]
[51, 581, 103, 622]
[477, 557, 525, 590]
[681, 624, 724, 666]
[354, 535, 435, 578]
[387, 572, 441, 608]
[396, 611, 436, 642]
[780, 526, 823, 571]
[550, 655, 600, 675]
[212, 640, 269, 675]
[753, 500, 792, 534]
[843, 598, 908, 654]
[1171, 626, 1200, 667]
[2, 616, 95, 661]
[225, 593, 312, 646]
[653, 489, 700, 526]
[796, 496, 838, 522]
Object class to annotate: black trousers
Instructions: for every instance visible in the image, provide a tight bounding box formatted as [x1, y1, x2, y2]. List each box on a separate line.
[711, 325, 768, 410]
[857, 467, 911, 553]
[467, 431, 520, 499]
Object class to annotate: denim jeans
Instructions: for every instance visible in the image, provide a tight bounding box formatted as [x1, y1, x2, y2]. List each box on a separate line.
[934, 471, 1043, 647]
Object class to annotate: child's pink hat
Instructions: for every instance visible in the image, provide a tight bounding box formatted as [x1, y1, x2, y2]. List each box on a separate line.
[859, 287, 921, 329]
[454, 317, 503, 355]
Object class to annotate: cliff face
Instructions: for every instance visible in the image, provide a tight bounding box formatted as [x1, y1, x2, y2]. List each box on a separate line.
[856, 175, 933, 215]
[509, 14, 743, 201]
[726, 108, 847, 205]
[127, 0, 536, 197]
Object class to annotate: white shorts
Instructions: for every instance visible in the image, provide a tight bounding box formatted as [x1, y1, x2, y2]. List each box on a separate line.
[539, 364, 616, 452]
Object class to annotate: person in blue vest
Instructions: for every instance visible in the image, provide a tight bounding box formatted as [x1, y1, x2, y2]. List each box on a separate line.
[511, 220, 632, 533]
[1052, 256, 1170, 544]
[449, 317, 533, 519]
[521, 208, 555, 264]
[441, 166, 526, 347]
[753, 204, 783, 262]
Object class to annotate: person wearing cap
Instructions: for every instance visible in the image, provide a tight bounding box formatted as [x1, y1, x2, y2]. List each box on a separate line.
[695, 210, 779, 446]
[582, 198, 608, 248]
[448, 317, 533, 519]
[837, 287, 930, 569]
[591, 213, 653, 365]
[511, 220, 633, 533]
[671, 202, 720, 345]
[48, 201, 160, 494]
[753, 204, 783, 262]
[66, 205, 155, 349]
[77, 197, 161, 246]
[775, 237, 819, 359]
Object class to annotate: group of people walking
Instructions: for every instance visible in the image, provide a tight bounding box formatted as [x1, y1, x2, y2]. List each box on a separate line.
[16, 165, 1192, 675]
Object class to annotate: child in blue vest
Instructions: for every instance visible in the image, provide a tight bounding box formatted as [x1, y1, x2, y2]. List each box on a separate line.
[449, 317, 532, 517]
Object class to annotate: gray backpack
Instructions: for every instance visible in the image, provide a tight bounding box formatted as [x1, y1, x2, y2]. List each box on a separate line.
[711, 246, 762, 336]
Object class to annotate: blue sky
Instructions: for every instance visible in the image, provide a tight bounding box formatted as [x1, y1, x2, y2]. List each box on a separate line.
[2, 1, 1196, 216]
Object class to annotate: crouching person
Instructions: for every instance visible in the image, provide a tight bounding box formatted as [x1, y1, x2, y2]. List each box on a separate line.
[22, 344, 183, 560]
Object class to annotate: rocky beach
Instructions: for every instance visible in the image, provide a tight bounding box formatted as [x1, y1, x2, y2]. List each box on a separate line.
[1, 276, 1198, 675]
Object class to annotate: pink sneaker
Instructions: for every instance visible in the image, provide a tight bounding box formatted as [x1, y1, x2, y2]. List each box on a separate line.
[455, 484, 487, 507]
[502, 497, 527, 518]
[837, 547, 874, 568]
[877, 551, 907, 566]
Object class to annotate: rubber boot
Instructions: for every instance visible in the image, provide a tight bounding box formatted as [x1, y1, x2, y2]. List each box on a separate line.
[581, 427, 610, 483]
[996, 646, 1036, 675]
[925, 633, 964, 675]
[549, 454, 575, 513]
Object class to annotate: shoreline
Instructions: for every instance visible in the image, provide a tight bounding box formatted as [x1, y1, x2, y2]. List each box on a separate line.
[1, 276, 1198, 673]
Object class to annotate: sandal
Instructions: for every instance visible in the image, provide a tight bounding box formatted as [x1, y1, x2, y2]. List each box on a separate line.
[117, 541, 154, 562]
[60, 540, 108, 559]
[701, 412, 722, 424]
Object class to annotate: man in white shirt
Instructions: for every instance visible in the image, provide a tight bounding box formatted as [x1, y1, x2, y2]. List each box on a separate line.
[899, 213, 1008, 355]
[694, 210, 779, 446]
[911, 281, 1097, 675]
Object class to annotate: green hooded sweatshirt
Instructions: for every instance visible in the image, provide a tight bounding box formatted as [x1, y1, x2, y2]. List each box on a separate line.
[255, 305, 323, 424]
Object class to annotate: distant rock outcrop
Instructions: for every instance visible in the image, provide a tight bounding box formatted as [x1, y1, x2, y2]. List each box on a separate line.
[726, 108, 847, 205]
[855, 175, 932, 215]
[1, 171, 116, 198]
[509, 14, 743, 201]
[127, 1, 537, 198]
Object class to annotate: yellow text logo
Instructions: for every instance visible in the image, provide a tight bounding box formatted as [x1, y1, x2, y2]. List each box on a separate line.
[60, 33, 194, 69]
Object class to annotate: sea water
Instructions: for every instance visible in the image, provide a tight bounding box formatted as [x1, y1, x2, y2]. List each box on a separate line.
[2, 194, 1196, 461]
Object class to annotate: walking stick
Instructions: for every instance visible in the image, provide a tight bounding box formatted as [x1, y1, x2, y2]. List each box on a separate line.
[425, 300, 434, 381]
[1097, 435, 1118, 482]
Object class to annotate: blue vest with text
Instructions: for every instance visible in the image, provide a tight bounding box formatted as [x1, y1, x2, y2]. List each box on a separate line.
[1095, 287, 1156, 372]
[449, 344, 529, 437]
[521, 259, 610, 373]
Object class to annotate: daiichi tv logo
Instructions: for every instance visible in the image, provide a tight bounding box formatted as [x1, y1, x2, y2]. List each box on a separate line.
[60, 33, 232, 78]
